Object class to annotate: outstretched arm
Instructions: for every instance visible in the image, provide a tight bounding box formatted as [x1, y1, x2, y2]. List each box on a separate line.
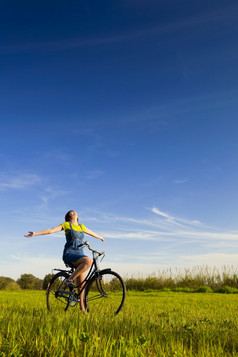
[24, 224, 63, 238]
[84, 227, 105, 242]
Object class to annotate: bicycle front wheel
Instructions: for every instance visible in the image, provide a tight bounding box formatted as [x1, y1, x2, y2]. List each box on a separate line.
[84, 270, 126, 316]
[46, 271, 78, 312]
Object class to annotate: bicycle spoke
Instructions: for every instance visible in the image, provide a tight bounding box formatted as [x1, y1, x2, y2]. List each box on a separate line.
[46, 242, 126, 316]
[84, 271, 126, 316]
[46, 272, 79, 312]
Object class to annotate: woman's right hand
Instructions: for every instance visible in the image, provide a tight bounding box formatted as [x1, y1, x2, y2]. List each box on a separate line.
[24, 231, 35, 238]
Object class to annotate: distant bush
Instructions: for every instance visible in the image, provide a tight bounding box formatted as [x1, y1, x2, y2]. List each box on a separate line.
[42, 274, 54, 290]
[2, 265, 238, 293]
[216, 286, 238, 294]
[0, 273, 55, 290]
[17, 274, 43, 290]
[196, 286, 214, 293]
[124, 266, 238, 293]
[160, 288, 172, 293]
[0, 277, 20, 290]
[172, 287, 194, 293]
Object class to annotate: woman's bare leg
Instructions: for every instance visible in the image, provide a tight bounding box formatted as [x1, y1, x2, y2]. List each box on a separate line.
[76, 273, 86, 311]
[70, 257, 92, 281]
[69, 256, 92, 311]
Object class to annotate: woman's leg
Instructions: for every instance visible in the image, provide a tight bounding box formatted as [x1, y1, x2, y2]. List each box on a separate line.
[69, 256, 92, 311]
[76, 273, 86, 311]
[70, 256, 92, 280]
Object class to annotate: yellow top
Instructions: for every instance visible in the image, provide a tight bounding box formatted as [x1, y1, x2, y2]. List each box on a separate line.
[61, 222, 86, 235]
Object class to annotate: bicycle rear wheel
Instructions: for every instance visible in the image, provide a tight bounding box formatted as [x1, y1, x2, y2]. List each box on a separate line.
[46, 271, 78, 312]
[84, 270, 126, 316]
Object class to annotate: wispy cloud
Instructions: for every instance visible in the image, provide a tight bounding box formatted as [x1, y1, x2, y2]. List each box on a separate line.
[103, 230, 168, 242]
[2, 207, 238, 278]
[84, 208, 238, 245]
[151, 207, 201, 227]
[2, 254, 64, 279]
[0, 173, 41, 191]
[39, 186, 70, 206]
[102, 227, 238, 243]
[83, 170, 104, 180]
[43, 150, 73, 163]
[173, 179, 189, 184]
[179, 253, 238, 267]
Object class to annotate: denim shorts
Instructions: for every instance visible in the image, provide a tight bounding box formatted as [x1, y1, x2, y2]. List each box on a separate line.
[63, 249, 87, 268]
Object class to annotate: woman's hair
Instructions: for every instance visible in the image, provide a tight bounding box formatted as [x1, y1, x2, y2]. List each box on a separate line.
[65, 210, 77, 222]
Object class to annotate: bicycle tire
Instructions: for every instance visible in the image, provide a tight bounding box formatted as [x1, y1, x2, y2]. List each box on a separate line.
[84, 270, 126, 316]
[46, 271, 78, 312]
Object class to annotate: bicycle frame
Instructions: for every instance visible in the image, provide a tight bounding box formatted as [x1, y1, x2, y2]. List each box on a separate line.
[52, 241, 107, 297]
[47, 241, 126, 314]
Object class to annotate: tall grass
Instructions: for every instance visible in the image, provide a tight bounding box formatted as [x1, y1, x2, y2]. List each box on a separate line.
[124, 265, 238, 291]
[1, 290, 238, 356]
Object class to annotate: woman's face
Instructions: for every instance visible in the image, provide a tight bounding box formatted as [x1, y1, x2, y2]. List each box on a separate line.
[70, 210, 78, 220]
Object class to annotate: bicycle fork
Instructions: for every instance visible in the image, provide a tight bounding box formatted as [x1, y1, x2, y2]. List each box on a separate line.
[95, 275, 108, 298]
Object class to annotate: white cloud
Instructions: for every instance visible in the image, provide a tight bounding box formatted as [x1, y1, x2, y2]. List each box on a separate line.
[0, 173, 41, 191]
[3, 251, 238, 280]
[179, 253, 238, 267]
[2, 207, 238, 280]
[173, 179, 189, 184]
[171, 230, 238, 241]
[39, 186, 70, 206]
[84, 170, 104, 180]
[2, 254, 65, 280]
[103, 231, 168, 241]
[85, 208, 238, 244]
[151, 207, 172, 219]
[151, 207, 201, 227]
[43, 149, 72, 162]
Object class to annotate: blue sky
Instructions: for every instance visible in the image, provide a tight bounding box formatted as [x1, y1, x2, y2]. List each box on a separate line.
[1, 1, 238, 279]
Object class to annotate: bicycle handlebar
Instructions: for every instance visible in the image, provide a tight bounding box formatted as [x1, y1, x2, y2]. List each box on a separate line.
[83, 241, 104, 257]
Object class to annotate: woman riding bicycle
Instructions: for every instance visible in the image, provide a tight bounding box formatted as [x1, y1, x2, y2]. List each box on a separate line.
[24, 210, 105, 311]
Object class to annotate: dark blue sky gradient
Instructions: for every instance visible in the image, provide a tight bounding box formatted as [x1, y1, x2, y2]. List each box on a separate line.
[0, 1, 238, 278]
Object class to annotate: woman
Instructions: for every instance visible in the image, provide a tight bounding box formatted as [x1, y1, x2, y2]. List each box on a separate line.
[24, 210, 105, 311]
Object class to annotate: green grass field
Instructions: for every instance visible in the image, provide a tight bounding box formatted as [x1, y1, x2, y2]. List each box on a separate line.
[1, 290, 238, 356]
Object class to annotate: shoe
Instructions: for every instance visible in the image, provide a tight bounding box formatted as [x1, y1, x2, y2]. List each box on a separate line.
[65, 279, 75, 288]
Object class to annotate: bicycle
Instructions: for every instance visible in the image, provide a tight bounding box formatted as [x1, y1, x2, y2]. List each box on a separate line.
[46, 241, 126, 315]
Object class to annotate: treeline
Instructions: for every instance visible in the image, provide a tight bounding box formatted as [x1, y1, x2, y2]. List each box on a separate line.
[1, 266, 238, 292]
[0, 274, 54, 291]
